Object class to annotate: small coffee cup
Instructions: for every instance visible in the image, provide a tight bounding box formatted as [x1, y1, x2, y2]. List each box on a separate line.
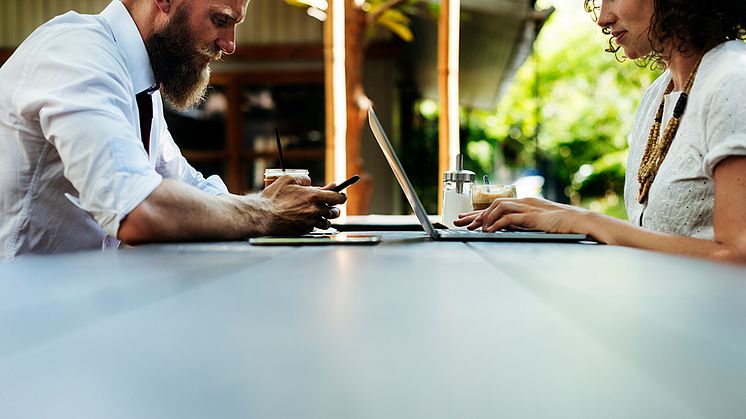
[471, 184, 516, 210]
[264, 168, 310, 188]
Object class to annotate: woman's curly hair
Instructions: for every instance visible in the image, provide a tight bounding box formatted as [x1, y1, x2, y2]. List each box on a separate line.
[584, 0, 746, 68]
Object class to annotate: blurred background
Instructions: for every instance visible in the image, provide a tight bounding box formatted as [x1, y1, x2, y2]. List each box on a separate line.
[0, 0, 659, 219]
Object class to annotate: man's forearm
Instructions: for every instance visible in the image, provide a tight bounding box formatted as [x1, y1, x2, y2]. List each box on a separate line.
[118, 179, 270, 244]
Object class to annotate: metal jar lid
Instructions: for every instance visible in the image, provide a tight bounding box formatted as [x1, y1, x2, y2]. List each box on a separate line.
[443, 154, 475, 183]
[443, 170, 476, 182]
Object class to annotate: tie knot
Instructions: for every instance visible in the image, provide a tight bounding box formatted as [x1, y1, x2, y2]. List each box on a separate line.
[138, 85, 158, 96]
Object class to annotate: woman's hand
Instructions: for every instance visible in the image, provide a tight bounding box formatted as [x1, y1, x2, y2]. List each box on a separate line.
[453, 197, 591, 234]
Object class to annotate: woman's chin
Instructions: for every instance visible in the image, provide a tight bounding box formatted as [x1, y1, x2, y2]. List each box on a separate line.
[622, 48, 640, 60]
[622, 46, 654, 61]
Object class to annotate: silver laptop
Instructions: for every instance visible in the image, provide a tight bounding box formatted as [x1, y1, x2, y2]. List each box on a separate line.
[368, 107, 592, 243]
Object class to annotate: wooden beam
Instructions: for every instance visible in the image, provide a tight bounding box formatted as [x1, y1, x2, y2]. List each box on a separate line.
[324, 7, 335, 185]
[325, 0, 348, 196]
[438, 1, 449, 213]
[437, 0, 461, 213]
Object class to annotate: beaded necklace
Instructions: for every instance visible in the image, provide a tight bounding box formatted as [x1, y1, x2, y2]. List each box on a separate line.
[637, 56, 703, 204]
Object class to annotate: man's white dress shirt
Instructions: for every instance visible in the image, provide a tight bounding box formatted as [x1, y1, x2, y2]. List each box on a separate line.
[624, 41, 746, 239]
[0, 1, 227, 258]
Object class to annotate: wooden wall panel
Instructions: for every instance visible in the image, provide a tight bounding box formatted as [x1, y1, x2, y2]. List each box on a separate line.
[0, 0, 322, 47]
[241, 0, 322, 44]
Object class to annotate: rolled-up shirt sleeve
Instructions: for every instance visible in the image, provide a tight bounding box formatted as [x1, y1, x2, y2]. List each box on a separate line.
[16, 27, 162, 237]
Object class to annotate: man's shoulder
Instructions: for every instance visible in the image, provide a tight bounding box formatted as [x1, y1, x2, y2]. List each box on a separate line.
[1, 10, 134, 105]
[25, 11, 117, 57]
[13, 9, 129, 82]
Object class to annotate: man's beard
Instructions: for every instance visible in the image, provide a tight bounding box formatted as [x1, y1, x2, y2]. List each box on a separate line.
[145, 5, 221, 111]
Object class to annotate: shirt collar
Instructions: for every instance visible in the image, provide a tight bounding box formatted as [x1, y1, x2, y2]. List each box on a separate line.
[100, 0, 156, 94]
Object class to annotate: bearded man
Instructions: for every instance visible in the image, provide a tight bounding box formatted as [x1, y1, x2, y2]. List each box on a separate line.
[0, 0, 345, 258]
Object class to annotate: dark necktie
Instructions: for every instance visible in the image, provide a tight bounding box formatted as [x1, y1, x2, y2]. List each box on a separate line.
[135, 88, 156, 155]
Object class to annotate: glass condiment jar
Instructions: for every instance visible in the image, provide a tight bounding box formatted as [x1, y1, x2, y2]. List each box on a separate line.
[442, 154, 475, 228]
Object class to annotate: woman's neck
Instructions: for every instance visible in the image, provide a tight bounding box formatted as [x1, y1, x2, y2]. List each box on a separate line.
[664, 49, 704, 92]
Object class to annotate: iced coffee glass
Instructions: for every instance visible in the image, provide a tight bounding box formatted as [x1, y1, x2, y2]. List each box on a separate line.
[264, 168, 310, 188]
[471, 184, 517, 210]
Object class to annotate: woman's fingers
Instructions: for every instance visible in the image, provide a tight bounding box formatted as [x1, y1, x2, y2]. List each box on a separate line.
[465, 218, 483, 230]
[471, 199, 543, 232]
[480, 200, 524, 228]
[458, 210, 482, 219]
[453, 212, 480, 226]
[460, 198, 561, 232]
[459, 197, 580, 234]
[484, 213, 530, 232]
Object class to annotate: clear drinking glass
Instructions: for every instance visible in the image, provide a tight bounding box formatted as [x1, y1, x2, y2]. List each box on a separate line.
[471, 184, 517, 210]
[263, 168, 310, 188]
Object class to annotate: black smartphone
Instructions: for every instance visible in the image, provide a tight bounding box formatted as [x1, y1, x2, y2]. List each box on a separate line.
[330, 174, 360, 192]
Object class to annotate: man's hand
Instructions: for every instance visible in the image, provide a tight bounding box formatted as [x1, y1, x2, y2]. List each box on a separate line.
[258, 175, 347, 235]
[118, 176, 347, 245]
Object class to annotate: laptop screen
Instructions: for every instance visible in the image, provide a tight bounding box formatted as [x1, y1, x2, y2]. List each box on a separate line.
[367, 108, 439, 239]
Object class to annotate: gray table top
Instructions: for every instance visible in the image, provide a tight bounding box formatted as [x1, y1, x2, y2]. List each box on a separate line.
[1, 233, 745, 418]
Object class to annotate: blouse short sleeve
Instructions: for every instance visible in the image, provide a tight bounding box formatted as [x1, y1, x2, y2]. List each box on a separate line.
[702, 64, 746, 178]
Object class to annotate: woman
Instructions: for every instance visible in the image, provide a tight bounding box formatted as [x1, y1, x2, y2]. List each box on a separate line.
[455, 0, 746, 263]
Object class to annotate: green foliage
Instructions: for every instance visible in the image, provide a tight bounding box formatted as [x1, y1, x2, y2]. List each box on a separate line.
[285, 0, 427, 43]
[407, 0, 662, 216]
[367, 0, 430, 42]
[401, 103, 440, 214]
[459, 0, 661, 216]
[375, 8, 414, 42]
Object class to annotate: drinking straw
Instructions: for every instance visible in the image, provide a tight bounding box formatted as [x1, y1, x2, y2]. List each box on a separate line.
[274, 127, 285, 171]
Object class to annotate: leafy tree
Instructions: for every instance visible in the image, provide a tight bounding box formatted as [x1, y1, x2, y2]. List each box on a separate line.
[415, 0, 661, 217]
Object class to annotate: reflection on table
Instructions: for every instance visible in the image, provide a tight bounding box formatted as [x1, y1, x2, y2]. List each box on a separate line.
[1, 231, 744, 418]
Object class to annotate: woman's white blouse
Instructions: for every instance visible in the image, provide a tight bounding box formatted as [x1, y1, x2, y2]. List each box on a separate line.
[624, 41, 746, 239]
